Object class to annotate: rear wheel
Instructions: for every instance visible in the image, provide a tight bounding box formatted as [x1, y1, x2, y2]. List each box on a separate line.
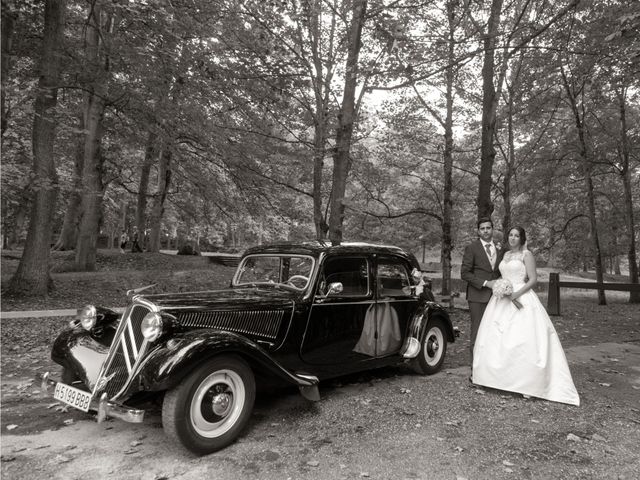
[162, 355, 256, 455]
[410, 318, 447, 375]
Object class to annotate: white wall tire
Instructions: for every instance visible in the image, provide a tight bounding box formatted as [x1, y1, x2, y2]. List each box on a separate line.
[162, 355, 255, 455]
[410, 318, 447, 375]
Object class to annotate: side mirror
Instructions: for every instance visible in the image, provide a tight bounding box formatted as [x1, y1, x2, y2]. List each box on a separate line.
[326, 282, 343, 296]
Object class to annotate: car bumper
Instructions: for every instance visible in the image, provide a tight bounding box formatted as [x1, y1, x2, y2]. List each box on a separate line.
[40, 372, 145, 424]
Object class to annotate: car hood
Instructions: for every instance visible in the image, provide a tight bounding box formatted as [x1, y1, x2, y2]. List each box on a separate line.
[138, 287, 298, 314]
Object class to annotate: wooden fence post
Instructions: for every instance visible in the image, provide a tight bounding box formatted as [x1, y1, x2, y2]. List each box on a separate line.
[547, 272, 561, 316]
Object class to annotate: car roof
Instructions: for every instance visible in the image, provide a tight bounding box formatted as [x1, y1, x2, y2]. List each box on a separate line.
[242, 241, 419, 265]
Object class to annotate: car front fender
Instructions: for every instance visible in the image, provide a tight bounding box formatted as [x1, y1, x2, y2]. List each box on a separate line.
[137, 330, 319, 397]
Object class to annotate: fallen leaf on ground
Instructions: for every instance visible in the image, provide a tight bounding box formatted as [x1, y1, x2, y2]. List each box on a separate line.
[567, 433, 581, 442]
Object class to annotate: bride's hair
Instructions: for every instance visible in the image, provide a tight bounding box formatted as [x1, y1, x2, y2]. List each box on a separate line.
[508, 226, 527, 249]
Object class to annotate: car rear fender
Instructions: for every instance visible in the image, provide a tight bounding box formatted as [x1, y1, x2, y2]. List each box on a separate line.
[400, 302, 455, 359]
[137, 330, 319, 399]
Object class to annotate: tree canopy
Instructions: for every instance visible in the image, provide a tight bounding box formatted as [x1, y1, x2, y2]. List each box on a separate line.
[1, 0, 638, 301]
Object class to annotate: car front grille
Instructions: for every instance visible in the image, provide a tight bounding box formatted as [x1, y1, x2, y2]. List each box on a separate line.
[92, 301, 153, 401]
[178, 309, 285, 341]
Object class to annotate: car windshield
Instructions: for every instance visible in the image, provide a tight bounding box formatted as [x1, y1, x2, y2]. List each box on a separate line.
[234, 254, 315, 291]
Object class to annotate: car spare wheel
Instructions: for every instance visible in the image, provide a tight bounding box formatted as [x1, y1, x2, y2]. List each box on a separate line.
[410, 317, 447, 375]
[162, 355, 256, 455]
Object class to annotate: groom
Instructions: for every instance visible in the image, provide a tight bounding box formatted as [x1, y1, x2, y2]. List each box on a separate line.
[461, 217, 503, 366]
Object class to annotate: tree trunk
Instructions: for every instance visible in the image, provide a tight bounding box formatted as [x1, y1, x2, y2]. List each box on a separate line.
[148, 147, 172, 252]
[616, 86, 640, 302]
[8, 0, 66, 296]
[75, 92, 106, 270]
[328, 0, 367, 245]
[53, 114, 84, 250]
[75, 5, 112, 271]
[1, 5, 16, 138]
[561, 67, 606, 304]
[476, 0, 504, 220]
[135, 130, 157, 236]
[440, 0, 457, 297]
[502, 86, 514, 234]
[309, 0, 332, 240]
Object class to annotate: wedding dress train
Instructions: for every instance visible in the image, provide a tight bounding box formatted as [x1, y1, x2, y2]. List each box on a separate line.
[472, 251, 580, 406]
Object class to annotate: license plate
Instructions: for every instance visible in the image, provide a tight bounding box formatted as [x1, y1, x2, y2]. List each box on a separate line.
[53, 382, 92, 412]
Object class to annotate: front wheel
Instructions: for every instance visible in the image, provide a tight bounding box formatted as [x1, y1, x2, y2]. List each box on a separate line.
[410, 318, 447, 375]
[162, 355, 256, 455]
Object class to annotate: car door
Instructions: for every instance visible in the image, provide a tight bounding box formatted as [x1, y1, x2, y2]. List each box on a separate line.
[373, 255, 418, 355]
[300, 255, 374, 366]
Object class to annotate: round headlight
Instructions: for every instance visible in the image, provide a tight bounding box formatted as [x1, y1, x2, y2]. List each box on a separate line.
[141, 312, 164, 342]
[78, 305, 97, 330]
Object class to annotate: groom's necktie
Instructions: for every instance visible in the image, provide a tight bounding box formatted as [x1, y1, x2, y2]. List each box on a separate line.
[485, 243, 494, 267]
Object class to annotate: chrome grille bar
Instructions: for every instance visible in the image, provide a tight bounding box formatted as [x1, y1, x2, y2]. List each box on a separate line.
[92, 300, 154, 401]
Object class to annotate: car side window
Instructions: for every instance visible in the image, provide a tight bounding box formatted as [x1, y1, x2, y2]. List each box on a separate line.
[319, 256, 369, 296]
[377, 260, 411, 297]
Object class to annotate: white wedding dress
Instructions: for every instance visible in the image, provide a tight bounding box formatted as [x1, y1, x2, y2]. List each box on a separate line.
[472, 251, 580, 406]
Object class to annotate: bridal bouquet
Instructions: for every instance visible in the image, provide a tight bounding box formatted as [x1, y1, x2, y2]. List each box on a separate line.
[492, 278, 523, 309]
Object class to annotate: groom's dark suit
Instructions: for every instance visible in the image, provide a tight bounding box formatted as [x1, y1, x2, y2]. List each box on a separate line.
[461, 239, 503, 363]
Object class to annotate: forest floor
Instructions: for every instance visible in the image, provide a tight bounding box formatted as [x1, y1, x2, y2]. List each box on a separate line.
[1, 249, 639, 479]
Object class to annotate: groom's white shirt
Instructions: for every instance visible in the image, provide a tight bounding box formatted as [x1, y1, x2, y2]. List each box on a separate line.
[481, 240, 496, 267]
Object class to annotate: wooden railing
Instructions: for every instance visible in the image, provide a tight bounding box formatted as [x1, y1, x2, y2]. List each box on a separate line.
[547, 272, 640, 315]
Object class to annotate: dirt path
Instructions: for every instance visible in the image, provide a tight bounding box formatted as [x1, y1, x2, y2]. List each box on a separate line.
[2, 341, 639, 480]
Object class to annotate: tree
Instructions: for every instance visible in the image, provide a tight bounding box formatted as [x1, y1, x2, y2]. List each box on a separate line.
[8, 0, 66, 295]
[328, 0, 367, 244]
[74, 1, 114, 270]
[615, 86, 639, 302]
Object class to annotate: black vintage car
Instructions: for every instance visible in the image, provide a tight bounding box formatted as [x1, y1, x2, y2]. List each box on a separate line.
[43, 242, 456, 455]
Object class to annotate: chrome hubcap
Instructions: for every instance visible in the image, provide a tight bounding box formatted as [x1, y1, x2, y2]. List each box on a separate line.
[190, 369, 245, 438]
[212, 392, 232, 416]
[424, 327, 444, 365]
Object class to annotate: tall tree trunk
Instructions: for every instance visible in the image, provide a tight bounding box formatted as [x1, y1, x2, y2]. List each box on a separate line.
[53, 114, 84, 250]
[309, 0, 333, 240]
[2, 5, 17, 248]
[135, 130, 157, 236]
[616, 86, 640, 302]
[8, 0, 65, 296]
[75, 92, 105, 270]
[148, 147, 172, 252]
[502, 86, 514, 234]
[440, 0, 457, 297]
[75, 5, 112, 271]
[1, 4, 16, 138]
[561, 67, 606, 304]
[328, 0, 367, 245]
[476, 0, 504, 220]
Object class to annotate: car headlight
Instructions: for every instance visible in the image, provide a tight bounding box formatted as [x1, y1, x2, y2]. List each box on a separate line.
[77, 305, 97, 330]
[141, 312, 164, 342]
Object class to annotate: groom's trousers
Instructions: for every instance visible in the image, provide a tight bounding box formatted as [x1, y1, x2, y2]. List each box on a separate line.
[468, 301, 488, 364]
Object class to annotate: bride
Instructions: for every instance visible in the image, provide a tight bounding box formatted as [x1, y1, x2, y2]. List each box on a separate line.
[472, 226, 580, 406]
